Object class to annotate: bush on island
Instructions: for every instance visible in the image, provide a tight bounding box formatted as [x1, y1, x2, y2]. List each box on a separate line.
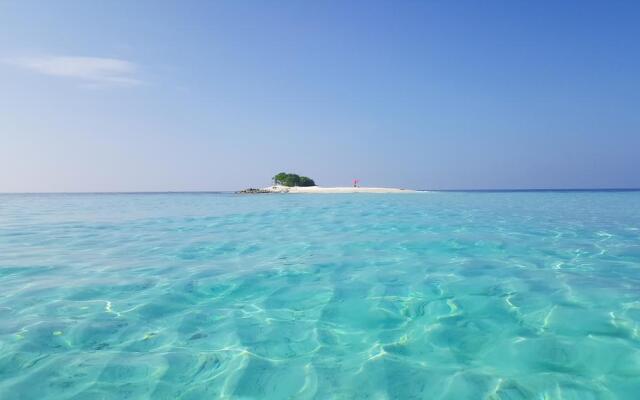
[273, 172, 316, 187]
[298, 176, 315, 186]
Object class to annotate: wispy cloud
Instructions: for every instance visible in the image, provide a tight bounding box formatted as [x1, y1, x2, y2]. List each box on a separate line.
[5, 56, 142, 87]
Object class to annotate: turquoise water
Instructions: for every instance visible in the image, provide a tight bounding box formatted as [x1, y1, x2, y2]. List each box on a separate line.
[1, 192, 640, 399]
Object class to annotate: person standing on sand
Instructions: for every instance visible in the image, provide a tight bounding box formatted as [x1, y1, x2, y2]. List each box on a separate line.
[353, 179, 359, 188]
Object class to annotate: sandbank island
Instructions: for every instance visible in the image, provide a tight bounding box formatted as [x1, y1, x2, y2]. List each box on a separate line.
[238, 172, 416, 194]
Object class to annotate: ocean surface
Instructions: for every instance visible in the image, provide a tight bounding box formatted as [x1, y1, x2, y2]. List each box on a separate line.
[1, 191, 639, 399]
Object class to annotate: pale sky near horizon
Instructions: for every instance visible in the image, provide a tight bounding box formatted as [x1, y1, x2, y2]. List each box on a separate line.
[1, 1, 639, 192]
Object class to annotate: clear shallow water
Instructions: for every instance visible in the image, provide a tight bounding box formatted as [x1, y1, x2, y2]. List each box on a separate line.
[1, 192, 640, 400]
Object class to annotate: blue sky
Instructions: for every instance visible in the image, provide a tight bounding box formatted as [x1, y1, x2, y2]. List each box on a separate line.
[1, 1, 639, 191]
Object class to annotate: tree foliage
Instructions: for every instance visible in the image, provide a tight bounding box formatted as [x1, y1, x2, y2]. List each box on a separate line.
[273, 172, 316, 187]
[298, 176, 315, 186]
[274, 172, 288, 185]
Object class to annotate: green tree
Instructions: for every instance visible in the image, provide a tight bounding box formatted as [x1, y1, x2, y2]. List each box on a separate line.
[298, 176, 315, 186]
[273, 172, 288, 185]
[272, 172, 316, 187]
[283, 174, 300, 187]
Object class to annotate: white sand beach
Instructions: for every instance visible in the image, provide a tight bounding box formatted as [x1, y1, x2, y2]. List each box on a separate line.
[261, 185, 416, 193]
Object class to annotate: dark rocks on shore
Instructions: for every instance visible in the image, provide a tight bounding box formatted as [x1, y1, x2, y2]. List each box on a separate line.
[236, 188, 273, 194]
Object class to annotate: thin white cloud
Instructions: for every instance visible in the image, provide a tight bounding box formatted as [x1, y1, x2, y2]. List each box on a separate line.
[5, 56, 142, 87]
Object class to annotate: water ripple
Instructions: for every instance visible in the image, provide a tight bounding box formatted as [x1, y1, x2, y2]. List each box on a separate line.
[1, 192, 639, 399]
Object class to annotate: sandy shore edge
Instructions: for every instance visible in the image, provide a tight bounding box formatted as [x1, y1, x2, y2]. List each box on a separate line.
[256, 185, 416, 193]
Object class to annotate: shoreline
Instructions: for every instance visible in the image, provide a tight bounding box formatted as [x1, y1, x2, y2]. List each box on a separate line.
[240, 185, 417, 194]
